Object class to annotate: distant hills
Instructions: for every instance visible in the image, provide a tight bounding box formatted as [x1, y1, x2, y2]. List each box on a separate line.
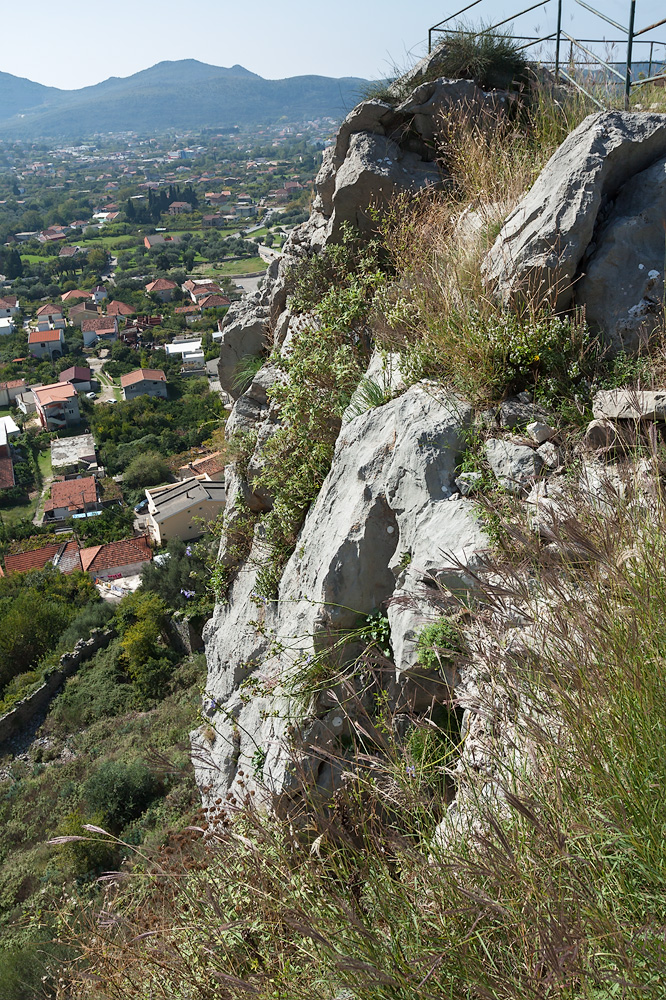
[0, 60, 369, 138]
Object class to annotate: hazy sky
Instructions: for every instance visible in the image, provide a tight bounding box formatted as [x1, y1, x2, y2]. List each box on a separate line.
[4, 0, 665, 89]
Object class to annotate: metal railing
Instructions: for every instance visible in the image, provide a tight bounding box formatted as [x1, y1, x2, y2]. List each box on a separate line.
[428, 0, 666, 108]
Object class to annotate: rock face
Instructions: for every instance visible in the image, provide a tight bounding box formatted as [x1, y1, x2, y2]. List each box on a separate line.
[483, 112, 666, 324]
[194, 383, 488, 812]
[216, 75, 506, 402]
[485, 437, 543, 493]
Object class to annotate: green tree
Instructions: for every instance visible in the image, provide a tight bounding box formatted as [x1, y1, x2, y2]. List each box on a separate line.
[122, 451, 170, 488]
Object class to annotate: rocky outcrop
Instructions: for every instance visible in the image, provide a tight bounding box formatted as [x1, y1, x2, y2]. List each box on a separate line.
[194, 383, 488, 812]
[483, 112, 666, 343]
[216, 75, 508, 401]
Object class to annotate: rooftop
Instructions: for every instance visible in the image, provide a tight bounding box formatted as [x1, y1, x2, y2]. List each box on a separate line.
[80, 535, 152, 574]
[50, 432, 97, 469]
[36, 302, 63, 316]
[4, 540, 82, 575]
[81, 316, 117, 332]
[106, 300, 135, 316]
[120, 368, 166, 388]
[29, 329, 64, 344]
[33, 382, 77, 406]
[147, 477, 225, 522]
[45, 475, 98, 513]
[59, 365, 92, 383]
[146, 278, 177, 292]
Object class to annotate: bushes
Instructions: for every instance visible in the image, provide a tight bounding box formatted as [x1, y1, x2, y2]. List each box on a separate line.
[122, 450, 170, 488]
[83, 759, 158, 832]
[435, 25, 529, 91]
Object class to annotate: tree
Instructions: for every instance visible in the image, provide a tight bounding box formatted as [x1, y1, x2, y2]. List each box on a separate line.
[122, 451, 170, 489]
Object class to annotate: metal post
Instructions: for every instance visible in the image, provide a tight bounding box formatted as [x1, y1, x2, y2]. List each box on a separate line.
[626, 0, 636, 109]
[428, 28, 432, 54]
[555, 0, 563, 82]
[649, 41, 654, 79]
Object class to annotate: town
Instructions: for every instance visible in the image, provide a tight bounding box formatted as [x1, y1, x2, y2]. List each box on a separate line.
[0, 121, 325, 591]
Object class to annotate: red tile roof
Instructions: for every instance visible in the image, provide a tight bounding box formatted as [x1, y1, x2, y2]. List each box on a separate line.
[0, 454, 15, 490]
[80, 535, 152, 574]
[145, 278, 177, 292]
[82, 316, 117, 332]
[4, 540, 81, 575]
[29, 329, 64, 344]
[59, 365, 92, 383]
[120, 368, 166, 388]
[44, 476, 97, 513]
[106, 300, 135, 316]
[36, 303, 63, 316]
[0, 379, 26, 391]
[33, 382, 77, 406]
[61, 289, 91, 302]
[199, 294, 230, 309]
[0, 296, 17, 309]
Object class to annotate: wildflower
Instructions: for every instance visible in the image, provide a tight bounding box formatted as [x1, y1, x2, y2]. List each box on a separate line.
[185, 545, 192, 556]
[180, 588, 195, 599]
[405, 764, 416, 779]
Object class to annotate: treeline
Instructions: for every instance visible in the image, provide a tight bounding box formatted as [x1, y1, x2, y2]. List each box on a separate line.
[125, 184, 199, 224]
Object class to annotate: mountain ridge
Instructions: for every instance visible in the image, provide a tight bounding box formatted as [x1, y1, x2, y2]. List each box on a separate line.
[0, 60, 369, 137]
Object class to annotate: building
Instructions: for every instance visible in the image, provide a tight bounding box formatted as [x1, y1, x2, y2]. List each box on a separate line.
[61, 289, 92, 302]
[106, 300, 135, 317]
[50, 432, 98, 477]
[0, 379, 26, 407]
[120, 368, 168, 402]
[199, 294, 230, 311]
[59, 365, 92, 392]
[144, 233, 181, 249]
[81, 315, 118, 347]
[80, 535, 152, 581]
[0, 416, 19, 491]
[177, 451, 225, 482]
[33, 382, 81, 430]
[43, 475, 100, 521]
[168, 201, 192, 215]
[174, 304, 201, 325]
[16, 389, 37, 415]
[0, 295, 19, 318]
[145, 477, 226, 544]
[4, 540, 82, 575]
[35, 303, 65, 331]
[145, 278, 177, 303]
[91, 284, 108, 304]
[28, 328, 65, 359]
[0, 318, 15, 336]
[69, 301, 99, 327]
[202, 214, 225, 229]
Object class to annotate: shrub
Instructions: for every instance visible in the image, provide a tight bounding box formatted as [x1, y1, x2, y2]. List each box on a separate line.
[83, 759, 158, 831]
[122, 450, 170, 488]
[435, 25, 529, 91]
[54, 809, 116, 879]
[416, 617, 463, 670]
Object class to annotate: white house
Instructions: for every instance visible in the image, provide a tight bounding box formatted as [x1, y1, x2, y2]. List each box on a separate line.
[35, 303, 65, 331]
[0, 295, 19, 318]
[120, 368, 168, 401]
[0, 318, 15, 336]
[28, 328, 66, 359]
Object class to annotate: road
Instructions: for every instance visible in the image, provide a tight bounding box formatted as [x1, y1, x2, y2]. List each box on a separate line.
[88, 357, 118, 404]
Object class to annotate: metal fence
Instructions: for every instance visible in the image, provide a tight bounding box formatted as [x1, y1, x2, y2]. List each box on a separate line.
[428, 0, 666, 108]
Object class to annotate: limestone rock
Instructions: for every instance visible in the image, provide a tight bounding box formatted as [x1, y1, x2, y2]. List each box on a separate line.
[592, 388, 666, 420]
[395, 78, 505, 144]
[329, 131, 442, 239]
[455, 471, 483, 496]
[497, 398, 550, 429]
[536, 440, 560, 470]
[217, 297, 269, 400]
[483, 112, 666, 311]
[195, 384, 487, 810]
[577, 156, 666, 352]
[526, 420, 556, 444]
[342, 349, 403, 424]
[486, 437, 543, 493]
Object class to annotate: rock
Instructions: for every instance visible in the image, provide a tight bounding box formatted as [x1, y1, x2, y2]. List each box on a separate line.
[455, 471, 483, 496]
[329, 131, 442, 239]
[536, 440, 560, 470]
[576, 155, 666, 352]
[584, 417, 631, 451]
[497, 398, 550, 429]
[485, 437, 543, 493]
[217, 297, 269, 400]
[526, 420, 556, 444]
[195, 384, 487, 810]
[483, 112, 666, 311]
[592, 388, 666, 421]
[394, 78, 505, 144]
[342, 349, 403, 424]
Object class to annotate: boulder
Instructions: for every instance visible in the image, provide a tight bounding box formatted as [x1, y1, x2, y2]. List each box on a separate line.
[217, 297, 269, 400]
[483, 112, 666, 311]
[497, 397, 550, 429]
[486, 437, 543, 492]
[329, 131, 442, 239]
[342, 349, 403, 423]
[395, 78, 506, 144]
[526, 420, 556, 444]
[195, 384, 487, 810]
[577, 156, 666, 351]
[592, 388, 666, 420]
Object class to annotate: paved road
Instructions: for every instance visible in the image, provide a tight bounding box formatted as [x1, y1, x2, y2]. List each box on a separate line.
[88, 357, 118, 404]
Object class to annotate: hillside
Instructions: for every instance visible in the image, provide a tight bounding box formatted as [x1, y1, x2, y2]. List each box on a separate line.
[0, 60, 368, 136]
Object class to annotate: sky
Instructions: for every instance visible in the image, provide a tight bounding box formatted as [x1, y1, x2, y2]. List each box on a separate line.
[3, 0, 665, 90]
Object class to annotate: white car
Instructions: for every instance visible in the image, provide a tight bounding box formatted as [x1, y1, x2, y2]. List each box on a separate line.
[86, 391, 97, 399]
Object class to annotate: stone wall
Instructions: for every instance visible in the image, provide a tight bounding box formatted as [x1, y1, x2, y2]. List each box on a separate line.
[0, 627, 115, 747]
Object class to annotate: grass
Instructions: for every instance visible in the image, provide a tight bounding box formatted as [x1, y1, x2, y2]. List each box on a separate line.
[37, 449, 52, 481]
[218, 256, 268, 275]
[55, 466, 666, 1000]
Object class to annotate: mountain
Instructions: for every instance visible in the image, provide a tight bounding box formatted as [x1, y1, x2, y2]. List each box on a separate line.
[0, 60, 368, 137]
